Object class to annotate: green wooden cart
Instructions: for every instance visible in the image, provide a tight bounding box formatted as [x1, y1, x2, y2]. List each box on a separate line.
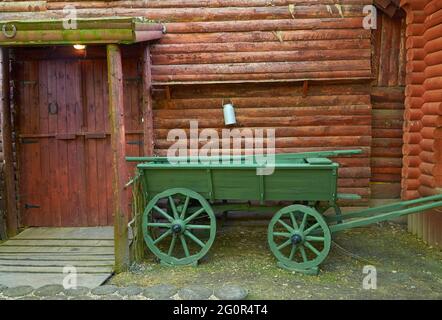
[127, 150, 442, 275]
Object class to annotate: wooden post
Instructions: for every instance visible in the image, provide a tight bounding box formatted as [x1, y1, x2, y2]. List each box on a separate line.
[0, 47, 18, 238]
[107, 44, 129, 272]
[142, 45, 154, 157]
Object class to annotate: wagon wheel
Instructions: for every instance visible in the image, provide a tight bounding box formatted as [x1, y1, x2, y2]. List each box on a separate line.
[268, 205, 331, 273]
[142, 188, 216, 266]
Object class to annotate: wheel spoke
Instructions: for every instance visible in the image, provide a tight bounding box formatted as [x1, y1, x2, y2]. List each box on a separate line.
[305, 236, 325, 242]
[180, 196, 190, 219]
[289, 245, 297, 260]
[168, 196, 179, 219]
[300, 246, 308, 262]
[153, 229, 172, 245]
[304, 241, 321, 256]
[273, 232, 291, 238]
[304, 222, 320, 235]
[153, 206, 174, 222]
[180, 235, 190, 257]
[184, 207, 206, 224]
[168, 234, 177, 256]
[289, 212, 299, 230]
[147, 222, 171, 228]
[185, 230, 205, 248]
[186, 224, 211, 230]
[277, 239, 292, 251]
[277, 219, 294, 232]
[299, 213, 308, 232]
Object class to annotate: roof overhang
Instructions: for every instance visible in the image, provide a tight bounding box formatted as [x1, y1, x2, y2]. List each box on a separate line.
[0, 17, 164, 46]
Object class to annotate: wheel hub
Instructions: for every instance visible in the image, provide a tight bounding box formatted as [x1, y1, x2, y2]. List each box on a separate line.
[171, 220, 185, 234]
[291, 234, 303, 245]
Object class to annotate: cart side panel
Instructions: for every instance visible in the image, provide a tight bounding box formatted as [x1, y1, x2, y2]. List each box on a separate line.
[140, 168, 210, 198]
[264, 168, 337, 202]
[211, 169, 261, 201]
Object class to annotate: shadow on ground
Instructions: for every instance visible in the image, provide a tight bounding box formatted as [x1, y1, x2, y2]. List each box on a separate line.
[110, 220, 442, 300]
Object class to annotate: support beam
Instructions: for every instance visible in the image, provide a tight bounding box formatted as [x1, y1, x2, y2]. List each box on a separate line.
[142, 45, 154, 157]
[0, 47, 18, 238]
[107, 44, 129, 273]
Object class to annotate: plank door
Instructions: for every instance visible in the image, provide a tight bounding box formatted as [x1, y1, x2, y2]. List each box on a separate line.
[16, 58, 142, 227]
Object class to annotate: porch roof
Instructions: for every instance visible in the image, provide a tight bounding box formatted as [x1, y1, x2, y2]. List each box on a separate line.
[0, 17, 164, 46]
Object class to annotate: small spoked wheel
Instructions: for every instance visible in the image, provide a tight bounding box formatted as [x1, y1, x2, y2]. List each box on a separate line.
[142, 188, 216, 266]
[268, 205, 331, 273]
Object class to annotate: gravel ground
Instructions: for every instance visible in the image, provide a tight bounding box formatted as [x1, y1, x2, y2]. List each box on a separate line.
[110, 220, 442, 300]
[2, 220, 441, 300]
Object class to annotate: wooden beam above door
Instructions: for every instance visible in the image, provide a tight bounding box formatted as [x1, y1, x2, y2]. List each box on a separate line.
[0, 17, 164, 46]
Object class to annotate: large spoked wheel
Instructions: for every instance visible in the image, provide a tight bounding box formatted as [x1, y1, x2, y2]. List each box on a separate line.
[142, 188, 216, 266]
[268, 205, 331, 273]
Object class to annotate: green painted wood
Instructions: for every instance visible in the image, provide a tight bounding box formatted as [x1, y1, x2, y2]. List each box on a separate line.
[126, 149, 362, 163]
[137, 164, 338, 203]
[329, 199, 442, 233]
[326, 194, 442, 223]
[268, 205, 331, 272]
[142, 188, 216, 266]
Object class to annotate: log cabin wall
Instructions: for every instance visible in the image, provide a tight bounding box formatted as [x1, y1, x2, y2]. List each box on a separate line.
[370, 11, 406, 205]
[0, 0, 375, 219]
[400, 0, 442, 246]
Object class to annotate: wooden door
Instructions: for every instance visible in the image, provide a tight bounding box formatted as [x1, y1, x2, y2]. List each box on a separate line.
[16, 58, 142, 227]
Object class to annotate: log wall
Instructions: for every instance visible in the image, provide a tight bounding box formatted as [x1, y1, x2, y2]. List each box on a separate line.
[152, 81, 372, 204]
[0, 0, 373, 84]
[401, 0, 442, 246]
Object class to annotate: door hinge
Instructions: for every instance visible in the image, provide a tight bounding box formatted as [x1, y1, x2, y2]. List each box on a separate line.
[24, 203, 40, 209]
[21, 138, 38, 144]
[127, 140, 143, 145]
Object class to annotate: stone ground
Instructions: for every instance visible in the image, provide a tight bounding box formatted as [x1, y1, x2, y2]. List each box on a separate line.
[1, 220, 442, 300]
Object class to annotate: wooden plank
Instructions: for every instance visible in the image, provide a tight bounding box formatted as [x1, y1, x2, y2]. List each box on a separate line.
[83, 60, 99, 226]
[0, 260, 113, 267]
[0, 254, 114, 261]
[107, 44, 129, 273]
[15, 227, 114, 240]
[0, 246, 114, 254]
[3, 239, 114, 247]
[0, 273, 111, 288]
[142, 45, 155, 156]
[0, 265, 113, 273]
[0, 48, 18, 237]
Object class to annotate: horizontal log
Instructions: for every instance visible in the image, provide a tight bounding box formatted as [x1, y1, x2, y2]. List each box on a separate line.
[154, 115, 372, 129]
[151, 39, 371, 54]
[152, 49, 370, 65]
[151, 60, 371, 75]
[154, 106, 371, 118]
[0, 1, 46, 12]
[154, 125, 372, 139]
[46, 1, 372, 10]
[165, 17, 365, 33]
[160, 82, 371, 99]
[160, 29, 370, 44]
[152, 70, 372, 83]
[0, 5, 369, 21]
[154, 96, 371, 109]
[155, 136, 371, 149]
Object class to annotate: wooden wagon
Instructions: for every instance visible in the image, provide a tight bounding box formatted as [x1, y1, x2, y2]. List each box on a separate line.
[127, 150, 442, 275]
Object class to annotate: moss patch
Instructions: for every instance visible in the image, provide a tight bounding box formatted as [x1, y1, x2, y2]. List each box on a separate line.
[110, 221, 442, 299]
